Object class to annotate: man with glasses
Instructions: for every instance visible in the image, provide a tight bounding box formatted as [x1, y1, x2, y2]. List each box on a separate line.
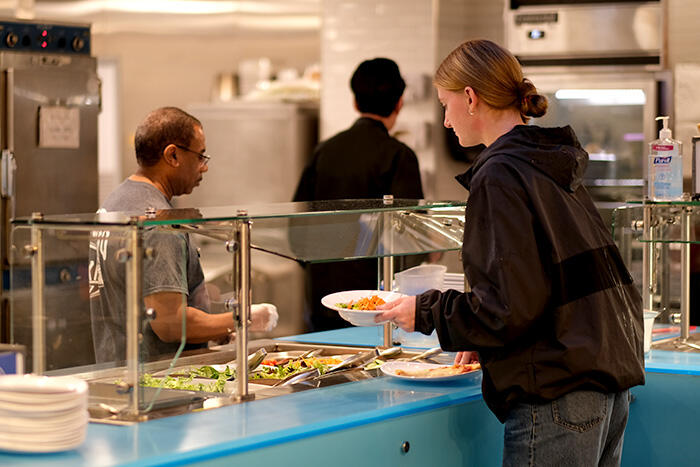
[89, 107, 277, 363]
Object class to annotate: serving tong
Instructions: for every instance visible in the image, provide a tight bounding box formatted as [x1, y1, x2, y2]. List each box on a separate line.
[275, 347, 402, 387]
[400, 347, 443, 362]
[221, 348, 268, 381]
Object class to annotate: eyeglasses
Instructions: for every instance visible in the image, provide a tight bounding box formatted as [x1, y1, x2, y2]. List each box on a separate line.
[174, 144, 211, 166]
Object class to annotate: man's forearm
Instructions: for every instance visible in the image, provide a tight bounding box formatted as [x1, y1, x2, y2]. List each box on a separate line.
[146, 292, 233, 343]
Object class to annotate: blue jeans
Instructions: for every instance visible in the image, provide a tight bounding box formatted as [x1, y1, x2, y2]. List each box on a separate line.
[503, 389, 630, 467]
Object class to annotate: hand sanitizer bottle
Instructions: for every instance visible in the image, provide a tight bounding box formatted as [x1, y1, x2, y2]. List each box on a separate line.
[648, 116, 683, 200]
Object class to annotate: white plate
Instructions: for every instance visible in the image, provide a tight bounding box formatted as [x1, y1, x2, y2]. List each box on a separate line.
[381, 361, 482, 383]
[0, 389, 85, 404]
[0, 374, 87, 395]
[0, 429, 85, 453]
[321, 290, 405, 326]
[1, 410, 88, 432]
[0, 424, 86, 443]
[0, 395, 86, 414]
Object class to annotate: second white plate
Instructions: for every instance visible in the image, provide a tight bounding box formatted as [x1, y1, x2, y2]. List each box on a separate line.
[381, 361, 482, 383]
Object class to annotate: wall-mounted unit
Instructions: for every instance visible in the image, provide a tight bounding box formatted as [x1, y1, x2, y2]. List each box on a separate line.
[505, 0, 663, 68]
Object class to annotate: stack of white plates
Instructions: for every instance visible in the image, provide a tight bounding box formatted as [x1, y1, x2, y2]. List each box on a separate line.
[442, 273, 466, 293]
[0, 374, 88, 453]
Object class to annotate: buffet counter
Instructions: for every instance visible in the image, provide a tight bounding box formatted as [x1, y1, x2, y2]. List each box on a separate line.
[0, 328, 503, 466]
[1, 326, 698, 466]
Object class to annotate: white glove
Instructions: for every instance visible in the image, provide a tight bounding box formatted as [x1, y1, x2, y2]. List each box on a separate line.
[250, 303, 279, 332]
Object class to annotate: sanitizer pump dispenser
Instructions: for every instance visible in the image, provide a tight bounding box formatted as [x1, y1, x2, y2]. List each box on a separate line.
[648, 116, 683, 200]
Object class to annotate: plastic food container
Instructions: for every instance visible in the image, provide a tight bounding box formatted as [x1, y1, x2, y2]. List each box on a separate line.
[643, 311, 659, 354]
[393, 265, 447, 347]
[394, 264, 447, 295]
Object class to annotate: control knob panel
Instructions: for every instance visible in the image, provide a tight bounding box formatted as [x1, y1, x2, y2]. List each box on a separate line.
[0, 20, 90, 55]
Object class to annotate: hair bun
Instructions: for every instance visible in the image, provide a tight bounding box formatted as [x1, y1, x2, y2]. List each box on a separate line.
[518, 79, 547, 119]
[522, 93, 548, 118]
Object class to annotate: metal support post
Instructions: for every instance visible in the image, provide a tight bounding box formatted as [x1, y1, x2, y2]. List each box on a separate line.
[381, 197, 395, 347]
[125, 222, 142, 415]
[30, 214, 45, 374]
[383, 256, 394, 347]
[642, 204, 654, 315]
[234, 212, 254, 401]
[660, 240, 671, 320]
[680, 207, 691, 341]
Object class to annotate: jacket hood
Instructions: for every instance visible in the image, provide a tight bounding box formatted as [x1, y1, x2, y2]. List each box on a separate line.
[456, 125, 588, 192]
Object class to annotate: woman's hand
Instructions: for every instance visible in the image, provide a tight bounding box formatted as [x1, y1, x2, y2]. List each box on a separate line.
[374, 296, 416, 332]
[454, 351, 479, 365]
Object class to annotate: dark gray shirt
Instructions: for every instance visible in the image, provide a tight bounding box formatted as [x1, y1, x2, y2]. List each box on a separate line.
[88, 179, 207, 363]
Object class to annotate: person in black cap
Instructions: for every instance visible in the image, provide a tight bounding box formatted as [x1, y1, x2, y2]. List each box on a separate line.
[293, 58, 424, 331]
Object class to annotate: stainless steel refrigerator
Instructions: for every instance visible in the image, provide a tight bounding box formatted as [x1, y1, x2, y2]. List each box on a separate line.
[0, 19, 99, 367]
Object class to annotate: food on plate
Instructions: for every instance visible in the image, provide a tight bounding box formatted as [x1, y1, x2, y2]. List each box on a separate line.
[395, 363, 481, 378]
[252, 356, 343, 380]
[336, 295, 386, 310]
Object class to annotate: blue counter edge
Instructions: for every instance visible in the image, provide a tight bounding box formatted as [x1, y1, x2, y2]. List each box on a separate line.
[131, 389, 483, 467]
[642, 349, 700, 376]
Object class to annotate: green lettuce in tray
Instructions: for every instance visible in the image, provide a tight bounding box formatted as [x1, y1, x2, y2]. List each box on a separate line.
[136, 366, 234, 393]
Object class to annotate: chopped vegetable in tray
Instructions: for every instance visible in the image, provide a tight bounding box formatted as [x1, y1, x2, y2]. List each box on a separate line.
[252, 357, 342, 380]
[130, 357, 346, 392]
[130, 365, 236, 393]
[188, 365, 235, 380]
[336, 295, 386, 310]
[138, 373, 227, 393]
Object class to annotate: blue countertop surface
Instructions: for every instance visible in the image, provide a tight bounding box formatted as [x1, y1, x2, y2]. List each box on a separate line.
[278, 326, 384, 348]
[645, 350, 700, 375]
[2, 326, 699, 465]
[646, 324, 700, 375]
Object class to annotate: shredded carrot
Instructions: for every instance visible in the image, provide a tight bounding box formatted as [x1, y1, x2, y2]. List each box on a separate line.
[349, 295, 386, 310]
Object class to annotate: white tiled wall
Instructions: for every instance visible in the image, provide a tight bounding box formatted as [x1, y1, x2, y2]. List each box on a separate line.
[320, 0, 434, 138]
[674, 63, 700, 178]
[432, 0, 504, 201]
[668, 0, 700, 66]
[320, 0, 499, 199]
[668, 0, 700, 182]
[321, 0, 436, 194]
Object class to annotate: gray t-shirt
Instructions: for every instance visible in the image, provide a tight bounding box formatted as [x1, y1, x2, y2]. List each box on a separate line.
[88, 179, 207, 363]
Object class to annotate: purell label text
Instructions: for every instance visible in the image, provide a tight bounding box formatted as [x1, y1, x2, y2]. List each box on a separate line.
[653, 156, 672, 164]
[652, 144, 675, 151]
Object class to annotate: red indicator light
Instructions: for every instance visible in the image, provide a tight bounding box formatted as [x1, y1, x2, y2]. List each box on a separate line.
[41, 41, 47, 48]
[41, 30, 47, 37]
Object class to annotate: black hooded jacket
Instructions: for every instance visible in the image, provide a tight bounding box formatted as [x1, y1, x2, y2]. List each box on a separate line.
[415, 125, 644, 422]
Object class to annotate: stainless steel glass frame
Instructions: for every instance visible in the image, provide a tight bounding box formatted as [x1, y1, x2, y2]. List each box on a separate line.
[11, 199, 467, 414]
[613, 200, 700, 350]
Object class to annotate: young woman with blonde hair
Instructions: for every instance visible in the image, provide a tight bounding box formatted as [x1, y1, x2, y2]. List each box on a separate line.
[377, 40, 644, 466]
